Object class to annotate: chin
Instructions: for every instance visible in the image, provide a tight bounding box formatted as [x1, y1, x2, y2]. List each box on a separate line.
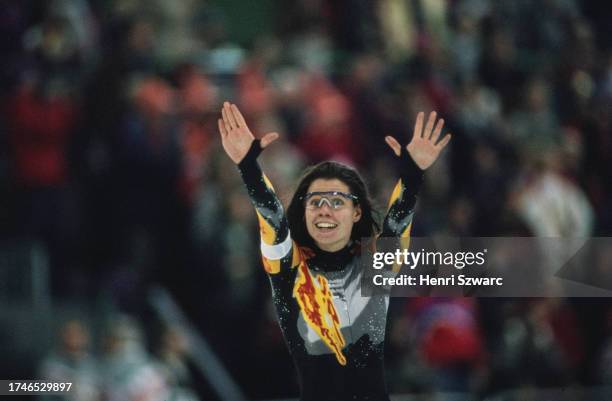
[315, 237, 347, 251]
[317, 239, 337, 248]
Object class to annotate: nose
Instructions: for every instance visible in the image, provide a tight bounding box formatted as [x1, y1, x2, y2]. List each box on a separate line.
[317, 203, 334, 215]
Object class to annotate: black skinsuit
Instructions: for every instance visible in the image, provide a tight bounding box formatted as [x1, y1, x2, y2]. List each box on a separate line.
[238, 141, 423, 401]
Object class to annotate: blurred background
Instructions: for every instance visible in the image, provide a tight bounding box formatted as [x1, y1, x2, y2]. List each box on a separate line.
[1, 0, 611, 400]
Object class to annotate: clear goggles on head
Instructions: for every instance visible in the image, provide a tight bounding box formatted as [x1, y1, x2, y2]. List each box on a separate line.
[302, 191, 358, 210]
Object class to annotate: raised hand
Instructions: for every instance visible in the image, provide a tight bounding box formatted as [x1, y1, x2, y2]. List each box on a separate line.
[218, 102, 279, 164]
[385, 111, 451, 170]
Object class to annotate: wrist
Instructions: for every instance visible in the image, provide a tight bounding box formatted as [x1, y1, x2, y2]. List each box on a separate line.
[238, 139, 263, 168]
[400, 150, 424, 187]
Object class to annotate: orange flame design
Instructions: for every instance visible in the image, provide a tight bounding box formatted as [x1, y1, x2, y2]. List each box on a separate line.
[293, 262, 347, 365]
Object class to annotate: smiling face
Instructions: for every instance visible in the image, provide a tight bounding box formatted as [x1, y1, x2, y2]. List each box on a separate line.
[305, 178, 361, 252]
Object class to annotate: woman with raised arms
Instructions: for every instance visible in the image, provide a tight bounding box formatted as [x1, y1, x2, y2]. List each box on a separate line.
[218, 102, 450, 401]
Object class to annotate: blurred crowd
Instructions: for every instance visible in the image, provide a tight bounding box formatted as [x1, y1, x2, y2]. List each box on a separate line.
[39, 317, 200, 401]
[1, 0, 612, 400]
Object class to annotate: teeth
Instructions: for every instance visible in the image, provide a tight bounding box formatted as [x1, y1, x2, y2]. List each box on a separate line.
[316, 222, 337, 229]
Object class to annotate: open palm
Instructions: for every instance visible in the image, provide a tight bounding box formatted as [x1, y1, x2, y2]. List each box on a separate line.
[385, 111, 451, 170]
[218, 102, 278, 164]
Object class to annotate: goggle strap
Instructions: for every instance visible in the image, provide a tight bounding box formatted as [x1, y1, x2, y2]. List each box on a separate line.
[302, 191, 358, 202]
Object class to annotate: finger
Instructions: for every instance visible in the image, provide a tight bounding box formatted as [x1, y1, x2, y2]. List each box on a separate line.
[423, 111, 437, 139]
[436, 133, 452, 150]
[412, 112, 424, 140]
[221, 107, 230, 129]
[218, 119, 228, 138]
[385, 136, 402, 157]
[261, 132, 279, 148]
[429, 118, 444, 142]
[223, 101, 237, 129]
[222, 102, 236, 129]
[221, 109, 232, 134]
[231, 104, 247, 128]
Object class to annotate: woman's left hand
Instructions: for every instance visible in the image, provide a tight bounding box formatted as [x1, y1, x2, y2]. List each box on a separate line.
[385, 111, 451, 170]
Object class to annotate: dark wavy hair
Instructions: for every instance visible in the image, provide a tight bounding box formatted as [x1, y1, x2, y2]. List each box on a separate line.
[286, 161, 380, 249]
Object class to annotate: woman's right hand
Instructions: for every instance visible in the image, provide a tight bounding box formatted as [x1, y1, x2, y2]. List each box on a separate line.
[218, 102, 279, 164]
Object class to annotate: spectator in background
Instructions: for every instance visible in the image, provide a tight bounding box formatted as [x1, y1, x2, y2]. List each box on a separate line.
[5, 71, 82, 296]
[511, 148, 594, 238]
[155, 325, 200, 401]
[478, 27, 524, 111]
[7, 73, 76, 202]
[487, 299, 577, 391]
[175, 63, 218, 205]
[454, 79, 501, 138]
[402, 298, 485, 393]
[113, 75, 185, 304]
[508, 78, 560, 152]
[297, 75, 363, 165]
[39, 319, 101, 401]
[100, 315, 169, 401]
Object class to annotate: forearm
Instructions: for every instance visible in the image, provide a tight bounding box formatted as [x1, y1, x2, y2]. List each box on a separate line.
[380, 152, 424, 237]
[237, 140, 294, 272]
[238, 140, 290, 243]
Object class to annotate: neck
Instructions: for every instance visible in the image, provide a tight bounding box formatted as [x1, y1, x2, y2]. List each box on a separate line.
[309, 242, 356, 272]
[315, 242, 349, 254]
[317, 242, 348, 252]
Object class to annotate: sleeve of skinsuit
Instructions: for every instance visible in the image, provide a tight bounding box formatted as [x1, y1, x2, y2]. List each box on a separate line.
[380, 151, 424, 239]
[237, 140, 300, 274]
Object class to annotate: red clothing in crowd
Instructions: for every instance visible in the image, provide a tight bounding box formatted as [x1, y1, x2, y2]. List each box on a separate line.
[7, 87, 76, 187]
